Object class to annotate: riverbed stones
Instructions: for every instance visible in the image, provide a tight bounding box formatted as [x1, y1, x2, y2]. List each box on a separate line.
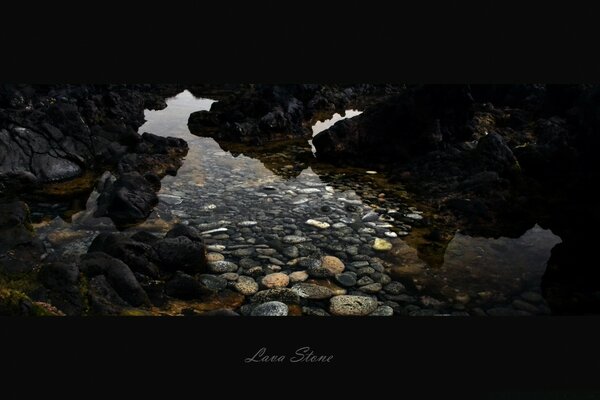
[329, 295, 378, 316]
[252, 288, 300, 304]
[282, 235, 310, 244]
[362, 211, 379, 222]
[261, 272, 290, 289]
[233, 276, 259, 295]
[153, 236, 207, 274]
[361, 282, 383, 293]
[291, 283, 334, 300]
[165, 271, 209, 300]
[198, 274, 227, 292]
[289, 270, 309, 283]
[335, 273, 357, 287]
[207, 260, 239, 273]
[320, 255, 345, 274]
[206, 252, 225, 262]
[250, 301, 288, 316]
[305, 219, 330, 229]
[370, 305, 394, 316]
[373, 238, 393, 251]
[384, 281, 406, 295]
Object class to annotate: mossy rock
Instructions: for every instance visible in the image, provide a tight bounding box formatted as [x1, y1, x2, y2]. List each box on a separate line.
[0, 288, 61, 316]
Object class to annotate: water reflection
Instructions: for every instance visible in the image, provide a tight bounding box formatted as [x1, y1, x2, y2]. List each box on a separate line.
[309, 109, 362, 154]
[432, 224, 562, 305]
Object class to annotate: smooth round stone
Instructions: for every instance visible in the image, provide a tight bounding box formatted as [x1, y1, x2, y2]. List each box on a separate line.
[206, 244, 226, 252]
[206, 252, 225, 262]
[305, 219, 330, 229]
[329, 295, 378, 316]
[208, 261, 239, 273]
[250, 301, 288, 316]
[384, 231, 398, 238]
[247, 266, 264, 277]
[332, 222, 347, 229]
[291, 283, 334, 300]
[252, 288, 300, 304]
[234, 276, 259, 295]
[198, 275, 227, 291]
[361, 211, 379, 222]
[321, 256, 345, 274]
[220, 272, 239, 281]
[261, 272, 290, 289]
[335, 273, 357, 287]
[232, 247, 255, 257]
[370, 305, 394, 316]
[384, 281, 406, 295]
[239, 258, 260, 269]
[360, 282, 383, 293]
[357, 276, 375, 286]
[282, 235, 310, 244]
[373, 238, 393, 251]
[512, 299, 539, 313]
[366, 171, 377, 175]
[282, 246, 299, 258]
[238, 221, 258, 227]
[289, 270, 309, 283]
[405, 213, 423, 220]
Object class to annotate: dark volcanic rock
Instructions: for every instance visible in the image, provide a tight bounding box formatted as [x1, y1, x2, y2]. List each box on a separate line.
[38, 262, 84, 315]
[87, 275, 130, 315]
[165, 271, 210, 300]
[152, 236, 208, 274]
[314, 85, 474, 164]
[94, 172, 158, 228]
[0, 201, 35, 253]
[88, 232, 160, 278]
[80, 251, 150, 307]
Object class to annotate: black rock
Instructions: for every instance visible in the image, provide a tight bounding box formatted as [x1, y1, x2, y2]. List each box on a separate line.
[87, 275, 130, 315]
[198, 274, 228, 292]
[88, 232, 160, 278]
[38, 262, 84, 315]
[165, 271, 210, 300]
[165, 224, 203, 242]
[94, 172, 158, 228]
[152, 236, 207, 274]
[80, 252, 150, 307]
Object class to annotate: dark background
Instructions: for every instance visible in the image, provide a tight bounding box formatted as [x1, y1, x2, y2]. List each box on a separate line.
[2, 1, 600, 399]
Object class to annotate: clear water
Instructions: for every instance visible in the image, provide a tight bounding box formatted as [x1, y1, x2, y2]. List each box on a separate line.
[32, 90, 563, 315]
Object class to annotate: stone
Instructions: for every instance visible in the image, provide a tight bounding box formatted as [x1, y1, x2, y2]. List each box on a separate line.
[289, 271, 309, 283]
[208, 261, 239, 273]
[252, 288, 300, 304]
[234, 276, 259, 295]
[282, 246, 299, 258]
[220, 272, 239, 281]
[361, 211, 379, 222]
[305, 219, 330, 229]
[165, 224, 203, 242]
[165, 271, 209, 300]
[291, 283, 334, 300]
[80, 252, 150, 307]
[261, 272, 290, 289]
[357, 276, 375, 286]
[384, 281, 406, 295]
[94, 172, 158, 228]
[152, 236, 207, 274]
[238, 221, 258, 227]
[373, 238, 393, 251]
[302, 307, 330, 316]
[282, 235, 310, 244]
[370, 305, 394, 316]
[250, 301, 289, 316]
[335, 273, 357, 287]
[207, 252, 225, 262]
[320, 255, 345, 274]
[361, 283, 383, 293]
[329, 295, 378, 316]
[198, 274, 228, 292]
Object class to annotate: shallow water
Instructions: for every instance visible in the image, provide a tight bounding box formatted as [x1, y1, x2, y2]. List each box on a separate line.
[32, 90, 563, 315]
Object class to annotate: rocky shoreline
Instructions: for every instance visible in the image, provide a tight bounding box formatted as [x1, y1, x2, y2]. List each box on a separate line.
[1, 84, 599, 316]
